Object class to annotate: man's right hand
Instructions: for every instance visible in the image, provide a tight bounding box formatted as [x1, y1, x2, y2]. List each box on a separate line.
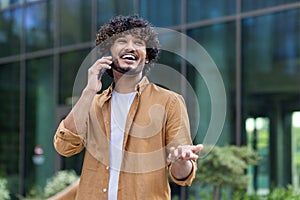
[86, 55, 112, 92]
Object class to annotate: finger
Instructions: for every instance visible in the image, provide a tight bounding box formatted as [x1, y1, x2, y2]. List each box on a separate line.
[191, 144, 204, 153]
[103, 55, 112, 59]
[167, 153, 172, 161]
[101, 56, 113, 64]
[177, 146, 182, 157]
[169, 147, 175, 155]
[168, 147, 176, 163]
[188, 153, 199, 160]
[98, 59, 112, 68]
[183, 151, 190, 159]
[169, 147, 176, 158]
[89, 65, 110, 78]
[94, 63, 111, 72]
[182, 150, 198, 160]
[95, 58, 112, 67]
[99, 63, 112, 70]
[173, 148, 178, 158]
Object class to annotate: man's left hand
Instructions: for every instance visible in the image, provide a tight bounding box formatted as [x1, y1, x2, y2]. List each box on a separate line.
[167, 144, 203, 164]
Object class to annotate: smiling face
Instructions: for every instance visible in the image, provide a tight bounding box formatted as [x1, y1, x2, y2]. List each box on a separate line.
[110, 34, 147, 76]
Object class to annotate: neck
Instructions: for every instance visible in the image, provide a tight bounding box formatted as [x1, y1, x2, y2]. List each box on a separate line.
[113, 72, 142, 93]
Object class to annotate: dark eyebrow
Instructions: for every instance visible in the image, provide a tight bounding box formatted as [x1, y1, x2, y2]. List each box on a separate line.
[116, 36, 126, 39]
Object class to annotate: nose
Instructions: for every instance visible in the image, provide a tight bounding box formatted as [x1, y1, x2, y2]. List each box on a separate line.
[125, 40, 136, 51]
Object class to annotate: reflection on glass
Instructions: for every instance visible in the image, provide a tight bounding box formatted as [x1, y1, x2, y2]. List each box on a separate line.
[243, 9, 300, 194]
[246, 117, 270, 195]
[59, 0, 92, 46]
[187, 0, 236, 22]
[292, 111, 300, 189]
[25, 56, 54, 191]
[242, 9, 300, 111]
[59, 49, 90, 104]
[0, 8, 21, 57]
[25, 1, 54, 52]
[97, 0, 134, 26]
[0, 62, 20, 197]
[139, 0, 181, 27]
[187, 22, 236, 144]
[242, 0, 300, 12]
[185, 23, 236, 199]
[0, 0, 20, 10]
[26, 0, 43, 2]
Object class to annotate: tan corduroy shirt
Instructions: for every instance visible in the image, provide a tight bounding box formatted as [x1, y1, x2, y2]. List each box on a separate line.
[54, 77, 197, 200]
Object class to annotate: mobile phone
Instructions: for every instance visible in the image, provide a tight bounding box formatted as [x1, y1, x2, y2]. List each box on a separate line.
[97, 52, 113, 80]
[97, 68, 106, 80]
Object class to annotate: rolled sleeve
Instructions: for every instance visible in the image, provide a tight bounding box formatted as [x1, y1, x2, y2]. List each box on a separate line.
[54, 121, 85, 157]
[168, 160, 197, 186]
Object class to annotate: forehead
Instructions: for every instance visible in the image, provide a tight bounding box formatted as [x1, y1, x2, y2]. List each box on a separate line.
[116, 34, 144, 40]
[115, 28, 150, 41]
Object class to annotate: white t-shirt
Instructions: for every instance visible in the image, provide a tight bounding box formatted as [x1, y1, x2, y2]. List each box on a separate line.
[108, 90, 136, 200]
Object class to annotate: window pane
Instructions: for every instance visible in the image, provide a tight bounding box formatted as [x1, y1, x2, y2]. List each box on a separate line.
[187, 22, 236, 144]
[0, 8, 21, 57]
[26, 0, 44, 2]
[187, 0, 236, 22]
[246, 117, 270, 193]
[25, 56, 55, 190]
[139, 0, 181, 27]
[187, 23, 236, 198]
[59, 49, 90, 104]
[0, 62, 20, 197]
[292, 111, 300, 188]
[25, 1, 54, 52]
[59, 0, 92, 46]
[242, 9, 300, 103]
[157, 30, 183, 72]
[242, 0, 300, 12]
[242, 10, 300, 191]
[97, 0, 135, 26]
[0, 0, 20, 10]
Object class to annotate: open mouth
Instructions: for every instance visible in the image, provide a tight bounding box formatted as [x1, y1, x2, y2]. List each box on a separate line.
[120, 53, 139, 61]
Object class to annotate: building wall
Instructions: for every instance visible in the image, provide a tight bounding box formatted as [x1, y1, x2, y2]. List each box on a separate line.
[0, 0, 300, 199]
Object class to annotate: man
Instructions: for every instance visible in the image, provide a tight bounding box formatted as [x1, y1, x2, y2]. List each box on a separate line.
[54, 15, 203, 200]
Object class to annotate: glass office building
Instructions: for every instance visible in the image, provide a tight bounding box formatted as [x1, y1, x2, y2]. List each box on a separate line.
[0, 0, 299, 199]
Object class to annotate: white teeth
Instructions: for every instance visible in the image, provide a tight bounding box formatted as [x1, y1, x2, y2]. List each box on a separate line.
[122, 55, 136, 60]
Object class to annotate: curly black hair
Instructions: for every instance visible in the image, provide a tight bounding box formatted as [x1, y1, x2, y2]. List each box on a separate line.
[96, 15, 160, 77]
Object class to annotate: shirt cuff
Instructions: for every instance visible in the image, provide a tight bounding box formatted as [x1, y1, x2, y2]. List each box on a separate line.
[168, 160, 197, 186]
[54, 121, 84, 157]
[56, 121, 83, 141]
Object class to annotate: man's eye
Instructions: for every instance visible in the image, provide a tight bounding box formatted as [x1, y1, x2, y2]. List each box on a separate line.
[135, 41, 144, 45]
[117, 39, 126, 43]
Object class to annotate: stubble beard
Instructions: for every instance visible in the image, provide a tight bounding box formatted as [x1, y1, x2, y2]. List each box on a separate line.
[112, 59, 144, 76]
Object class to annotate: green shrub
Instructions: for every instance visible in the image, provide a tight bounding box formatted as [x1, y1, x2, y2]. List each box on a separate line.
[266, 185, 300, 200]
[19, 170, 79, 200]
[44, 170, 79, 198]
[0, 177, 10, 200]
[196, 145, 259, 189]
[232, 185, 300, 200]
[195, 145, 259, 200]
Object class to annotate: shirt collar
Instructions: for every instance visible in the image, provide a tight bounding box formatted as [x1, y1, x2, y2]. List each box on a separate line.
[104, 76, 150, 98]
[134, 76, 149, 94]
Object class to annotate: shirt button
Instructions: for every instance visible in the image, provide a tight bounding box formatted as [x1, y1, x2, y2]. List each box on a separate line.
[103, 188, 107, 193]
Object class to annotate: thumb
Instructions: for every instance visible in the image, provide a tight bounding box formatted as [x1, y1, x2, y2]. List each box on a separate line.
[191, 144, 204, 153]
